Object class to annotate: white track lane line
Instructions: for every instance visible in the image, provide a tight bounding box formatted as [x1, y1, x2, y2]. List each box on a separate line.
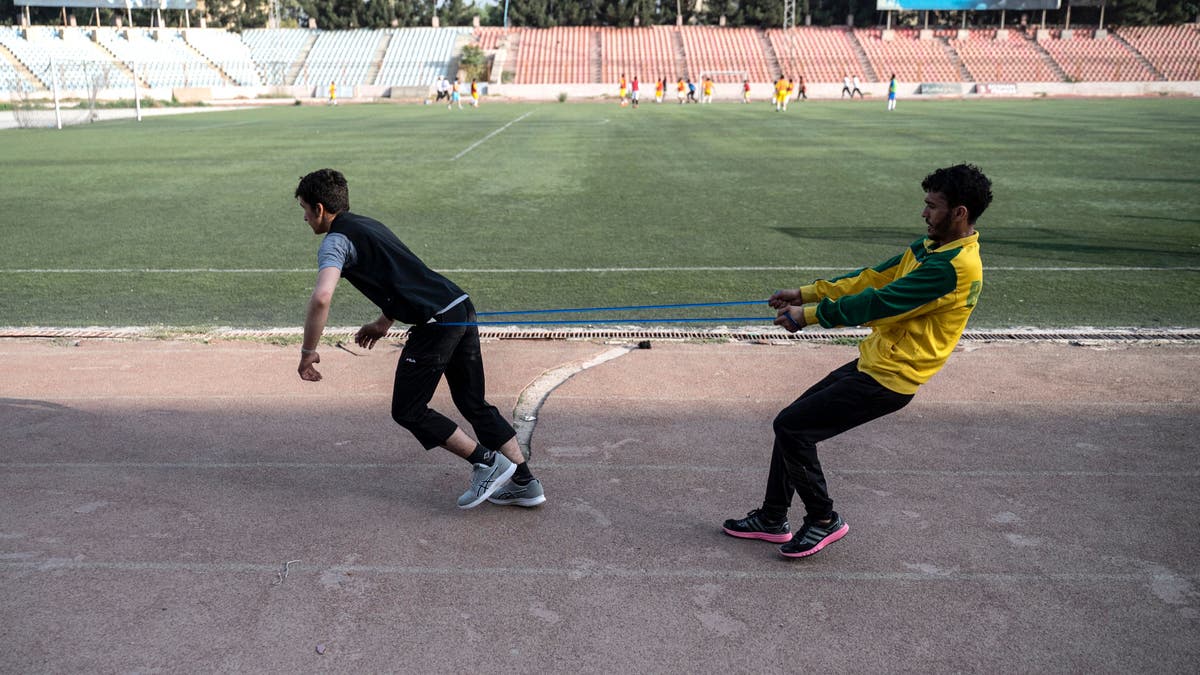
[3, 266, 1197, 274]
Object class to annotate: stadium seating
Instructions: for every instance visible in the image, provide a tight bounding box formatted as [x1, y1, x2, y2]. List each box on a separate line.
[0, 26, 135, 91]
[94, 27, 226, 88]
[513, 26, 592, 84]
[679, 26, 772, 82]
[1116, 25, 1200, 81]
[855, 28, 959, 83]
[600, 26, 677, 85]
[951, 29, 1061, 82]
[766, 27, 864, 83]
[4, 24, 1200, 97]
[184, 28, 263, 86]
[474, 26, 509, 52]
[298, 29, 382, 92]
[1039, 29, 1157, 82]
[242, 28, 315, 86]
[375, 27, 470, 87]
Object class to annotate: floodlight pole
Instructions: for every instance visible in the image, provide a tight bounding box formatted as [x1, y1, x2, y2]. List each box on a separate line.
[133, 60, 143, 122]
[50, 55, 62, 130]
[503, 0, 509, 28]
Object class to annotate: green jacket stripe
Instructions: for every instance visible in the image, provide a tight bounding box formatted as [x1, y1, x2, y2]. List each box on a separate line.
[816, 257, 958, 328]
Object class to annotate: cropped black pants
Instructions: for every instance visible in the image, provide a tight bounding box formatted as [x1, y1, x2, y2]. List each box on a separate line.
[390, 300, 516, 451]
[762, 359, 914, 520]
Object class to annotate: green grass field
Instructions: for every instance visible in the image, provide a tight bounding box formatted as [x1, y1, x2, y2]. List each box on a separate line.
[2, 98, 1198, 329]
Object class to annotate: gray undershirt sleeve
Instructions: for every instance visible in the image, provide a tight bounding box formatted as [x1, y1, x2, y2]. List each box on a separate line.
[317, 232, 357, 271]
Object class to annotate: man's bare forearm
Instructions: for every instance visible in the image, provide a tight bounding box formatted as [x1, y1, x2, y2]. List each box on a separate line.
[302, 294, 331, 352]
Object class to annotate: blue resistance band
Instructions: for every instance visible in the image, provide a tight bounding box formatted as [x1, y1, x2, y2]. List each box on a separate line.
[435, 299, 782, 326]
[474, 299, 767, 317]
[443, 317, 772, 326]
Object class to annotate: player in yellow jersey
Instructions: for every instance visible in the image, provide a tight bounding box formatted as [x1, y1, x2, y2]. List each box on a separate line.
[722, 164, 993, 559]
[618, 73, 627, 106]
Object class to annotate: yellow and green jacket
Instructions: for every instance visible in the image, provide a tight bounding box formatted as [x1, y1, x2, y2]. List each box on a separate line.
[799, 233, 982, 395]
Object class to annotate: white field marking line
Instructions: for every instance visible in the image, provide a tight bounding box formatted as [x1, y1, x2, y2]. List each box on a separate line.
[3, 265, 1199, 274]
[2, 462, 1197, 478]
[451, 110, 534, 161]
[6, 396, 1192, 407]
[511, 345, 635, 458]
[0, 394, 385, 402]
[2, 559, 1198, 584]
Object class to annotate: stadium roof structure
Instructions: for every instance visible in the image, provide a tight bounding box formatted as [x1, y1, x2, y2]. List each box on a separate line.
[877, 0, 1060, 8]
[14, 0, 196, 8]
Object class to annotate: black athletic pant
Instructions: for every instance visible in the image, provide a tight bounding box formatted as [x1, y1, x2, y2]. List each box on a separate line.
[762, 359, 913, 521]
[390, 300, 516, 451]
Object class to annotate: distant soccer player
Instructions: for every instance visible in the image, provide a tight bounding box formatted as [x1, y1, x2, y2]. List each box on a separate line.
[852, 75, 864, 99]
[774, 75, 787, 112]
[721, 164, 992, 559]
[655, 77, 665, 103]
[449, 79, 462, 110]
[328, 81, 337, 106]
[742, 78, 751, 104]
[294, 168, 546, 510]
[631, 75, 640, 108]
[470, 79, 480, 107]
[677, 77, 686, 104]
[701, 77, 713, 104]
[619, 73, 628, 107]
[841, 74, 852, 99]
[781, 78, 794, 111]
[796, 74, 808, 101]
[887, 73, 897, 111]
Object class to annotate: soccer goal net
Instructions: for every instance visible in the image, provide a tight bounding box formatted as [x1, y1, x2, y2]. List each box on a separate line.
[698, 69, 749, 84]
[8, 59, 113, 129]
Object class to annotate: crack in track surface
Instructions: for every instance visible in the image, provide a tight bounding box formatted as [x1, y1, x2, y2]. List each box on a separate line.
[511, 345, 635, 459]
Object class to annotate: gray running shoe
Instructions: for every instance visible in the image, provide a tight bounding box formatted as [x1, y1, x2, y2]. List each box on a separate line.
[457, 453, 516, 509]
[487, 478, 546, 507]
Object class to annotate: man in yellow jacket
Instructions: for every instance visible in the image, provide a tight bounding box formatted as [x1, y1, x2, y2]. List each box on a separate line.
[723, 163, 992, 559]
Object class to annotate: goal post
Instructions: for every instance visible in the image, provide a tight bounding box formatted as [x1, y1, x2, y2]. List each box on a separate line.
[696, 70, 749, 101]
[8, 58, 133, 130]
[698, 70, 749, 84]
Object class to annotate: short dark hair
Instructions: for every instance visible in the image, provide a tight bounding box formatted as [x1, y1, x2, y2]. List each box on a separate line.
[295, 168, 349, 214]
[921, 164, 993, 224]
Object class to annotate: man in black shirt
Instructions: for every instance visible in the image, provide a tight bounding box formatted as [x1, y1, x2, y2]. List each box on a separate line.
[294, 169, 544, 510]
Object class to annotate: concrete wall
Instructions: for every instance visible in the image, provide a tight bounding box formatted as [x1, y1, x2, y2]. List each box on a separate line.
[3, 80, 1197, 105]
[483, 81, 1200, 101]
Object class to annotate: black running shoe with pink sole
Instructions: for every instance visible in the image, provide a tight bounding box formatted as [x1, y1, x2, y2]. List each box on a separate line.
[722, 509, 792, 543]
[779, 512, 848, 558]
